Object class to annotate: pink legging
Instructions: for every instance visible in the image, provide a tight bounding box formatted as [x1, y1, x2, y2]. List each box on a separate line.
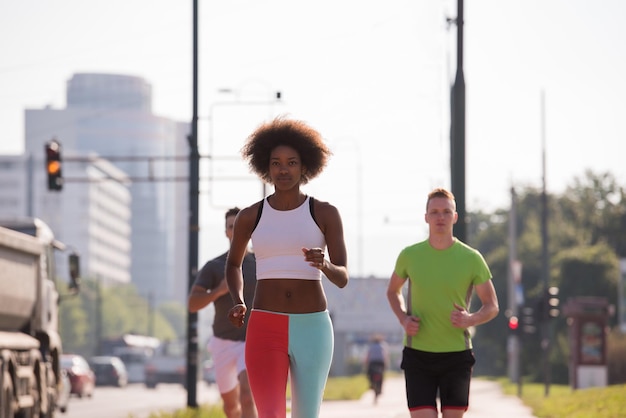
[245, 309, 333, 418]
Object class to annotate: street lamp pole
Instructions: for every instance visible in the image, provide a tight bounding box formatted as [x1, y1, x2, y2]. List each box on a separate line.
[185, 0, 199, 408]
[147, 291, 154, 337]
[450, 0, 467, 243]
[333, 139, 364, 277]
[540, 90, 552, 397]
[207, 91, 283, 202]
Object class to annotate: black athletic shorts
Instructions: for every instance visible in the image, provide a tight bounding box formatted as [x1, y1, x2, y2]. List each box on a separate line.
[401, 347, 475, 413]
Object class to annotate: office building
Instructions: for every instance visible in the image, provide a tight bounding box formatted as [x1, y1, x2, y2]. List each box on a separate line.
[24, 73, 189, 304]
[0, 153, 132, 286]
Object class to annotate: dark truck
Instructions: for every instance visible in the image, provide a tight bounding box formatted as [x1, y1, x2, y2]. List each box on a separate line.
[0, 217, 80, 417]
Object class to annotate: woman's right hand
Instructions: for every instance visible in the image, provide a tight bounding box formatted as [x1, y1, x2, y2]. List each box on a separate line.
[228, 303, 247, 328]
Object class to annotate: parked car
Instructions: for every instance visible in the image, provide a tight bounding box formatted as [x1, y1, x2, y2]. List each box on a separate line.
[114, 346, 153, 383]
[57, 368, 71, 413]
[202, 359, 216, 385]
[144, 339, 186, 389]
[89, 356, 129, 387]
[60, 354, 95, 398]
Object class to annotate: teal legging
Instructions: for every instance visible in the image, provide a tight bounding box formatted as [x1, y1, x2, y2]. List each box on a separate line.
[245, 309, 334, 418]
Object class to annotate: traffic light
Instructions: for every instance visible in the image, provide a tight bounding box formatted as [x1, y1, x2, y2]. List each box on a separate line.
[520, 306, 536, 334]
[546, 286, 560, 319]
[508, 315, 520, 334]
[68, 252, 81, 292]
[45, 139, 63, 191]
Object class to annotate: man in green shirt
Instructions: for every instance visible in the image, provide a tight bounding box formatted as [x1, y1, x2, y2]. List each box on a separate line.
[387, 188, 499, 418]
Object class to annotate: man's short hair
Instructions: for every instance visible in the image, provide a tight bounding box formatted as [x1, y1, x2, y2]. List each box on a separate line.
[426, 188, 456, 211]
[225, 207, 241, 219]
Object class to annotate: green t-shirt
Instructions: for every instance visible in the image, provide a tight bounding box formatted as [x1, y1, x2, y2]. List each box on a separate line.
[394, 239, 492, 353]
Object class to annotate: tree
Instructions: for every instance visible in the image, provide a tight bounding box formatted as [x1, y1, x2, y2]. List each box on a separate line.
[469, 170, 625, 380]
[157, 302, 187, 340]
[58, 279, 180, 356]
[553, 243, 619, 324]
[58, 283, 89, 353]
[559, 170, 626, 256]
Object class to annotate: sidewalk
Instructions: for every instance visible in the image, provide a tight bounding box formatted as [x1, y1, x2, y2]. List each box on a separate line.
[315, 376, 537, 418]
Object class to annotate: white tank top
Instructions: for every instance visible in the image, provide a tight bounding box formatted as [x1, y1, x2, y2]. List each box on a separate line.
[251, 196, 325, 280]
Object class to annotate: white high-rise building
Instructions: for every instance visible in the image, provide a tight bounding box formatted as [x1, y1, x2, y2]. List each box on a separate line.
[24, 73, 190, 305]
[0, 155, 30, 217]
[0, 153, 132, 286]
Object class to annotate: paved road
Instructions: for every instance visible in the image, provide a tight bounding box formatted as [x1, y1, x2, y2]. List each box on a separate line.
[62, 382, 220, 418]
[88, 376, 535, 418]
[314, 376, 537, 418]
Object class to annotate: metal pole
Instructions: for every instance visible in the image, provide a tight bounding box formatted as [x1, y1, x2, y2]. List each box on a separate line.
[186, 0, 199, 407]
[207, 95, 282, 205]
[508, 188, 520, 387]
[540, 90, 551, 397]
[450, 0, 466, 243]
[96, 275, 102, 355]
[26, 153, 34, 217]
[357, 150, 364, 277]
[148, 291, 154, 337]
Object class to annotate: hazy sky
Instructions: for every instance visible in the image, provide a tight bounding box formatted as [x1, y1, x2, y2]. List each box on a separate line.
[1, 0, 624, 277]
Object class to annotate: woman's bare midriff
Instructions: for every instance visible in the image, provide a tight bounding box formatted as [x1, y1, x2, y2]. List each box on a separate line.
[253, 278, 327, 313]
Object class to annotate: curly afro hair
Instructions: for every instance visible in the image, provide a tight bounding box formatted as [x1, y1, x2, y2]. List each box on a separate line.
[241, 116, 332, 185]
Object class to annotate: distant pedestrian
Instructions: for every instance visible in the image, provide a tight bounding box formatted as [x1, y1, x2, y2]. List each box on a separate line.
[387, 187, 499, 418]
[364, 334, 390, 403]
[188, 207, 257, 418]
[226, 116, 349, 418]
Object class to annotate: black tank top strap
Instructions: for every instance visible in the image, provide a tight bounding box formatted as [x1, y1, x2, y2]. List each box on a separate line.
[309, 196, 321, 229]
[251, 198, 265, 232]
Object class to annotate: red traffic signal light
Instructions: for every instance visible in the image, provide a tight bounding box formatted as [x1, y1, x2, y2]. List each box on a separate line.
[45, 139, 63, 191]
[508, 316, 519, 332]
